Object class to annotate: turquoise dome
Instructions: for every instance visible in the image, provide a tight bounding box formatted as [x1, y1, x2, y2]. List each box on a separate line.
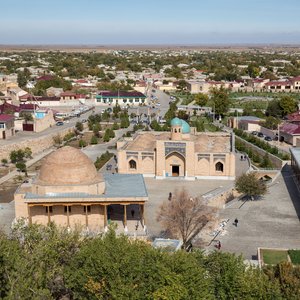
[181, 120, 190, 134]
[170, 117, 190, 134]
[170, 117, 182, 126]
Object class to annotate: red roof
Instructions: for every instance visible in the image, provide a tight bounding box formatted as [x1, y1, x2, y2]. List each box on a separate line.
[280, 123, 300, 135]
[97, 91, 146, 98]
[289, 76, 300, 82]
[75, 79, 88, 83]
[266, 80, 290, 86]
[0, 114, 14, 122]
[36, 75, 55, 81]
[60, 92, 77, 97]
[0, 102, 20, 114]
[286, 110, 300, 122]
[20, 104, 39, 110]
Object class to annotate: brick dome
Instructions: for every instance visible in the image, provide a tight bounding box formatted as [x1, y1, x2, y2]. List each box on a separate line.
[38, 146, 103, 185]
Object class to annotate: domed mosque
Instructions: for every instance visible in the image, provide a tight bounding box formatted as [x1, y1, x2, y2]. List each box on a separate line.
[117, 117, 236, 179]
[15, 146, 148, 232]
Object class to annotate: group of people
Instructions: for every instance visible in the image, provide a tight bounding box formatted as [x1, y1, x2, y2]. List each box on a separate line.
[240, 155, 247, 161]
[216, 218, 239, 250]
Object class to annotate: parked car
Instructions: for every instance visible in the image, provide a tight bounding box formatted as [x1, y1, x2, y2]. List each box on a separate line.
[264, 136, 272, 141]
[257, 132, 264, 138]
[251, 131, 258, 135]
[56, 121, 64, 126]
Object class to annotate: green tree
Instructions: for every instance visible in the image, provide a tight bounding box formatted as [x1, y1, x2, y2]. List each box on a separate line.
[261, 116, 281, 130]
[90, 135, 98, 145]
[261, 153, 273, 168]
[266, 100, 282, 118]
[92, 123, 102, 137]
[1, 158, 8, 166]
[279, 95, 298, 116]
[194, 93, 209, 107]
[16, 161, 27, 173]
[10, 149, 25, 163]
[210, 86, 230, 115]
[79, 139, 87, 147]
[235, 172, 267, 200]
[75, 121, 83, 132]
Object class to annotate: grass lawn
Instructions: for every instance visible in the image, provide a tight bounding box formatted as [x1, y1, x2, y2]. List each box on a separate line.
[288, 250, 300, 265]
[262, 249, 288, 265]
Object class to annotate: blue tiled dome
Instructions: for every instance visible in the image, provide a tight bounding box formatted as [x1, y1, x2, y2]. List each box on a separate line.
[170, 117, 190, 134]
[181, 120, 190, 133]
[170, 117, 182, 126]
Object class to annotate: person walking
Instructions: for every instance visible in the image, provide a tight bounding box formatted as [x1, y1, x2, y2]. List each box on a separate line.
[131, 209, 135, 218]
[168, 192, 172, 201]
[217, 241, 221, 250]
[234, 218, 239, 227]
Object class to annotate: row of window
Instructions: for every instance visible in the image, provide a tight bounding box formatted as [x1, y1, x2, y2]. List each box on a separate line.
[45, 206, 91, 214]
[128, 159, 224, 172]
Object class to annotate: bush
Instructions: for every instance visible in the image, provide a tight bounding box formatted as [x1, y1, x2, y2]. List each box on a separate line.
[75, 122, 83, 132]
[94, 151, 114, 170]
[79, 140, 87, 148]
[112, 122, 119, 130]
[288, 250, 300, 265]
[63, 132, 76, 142]
[90, 135, 98, 145]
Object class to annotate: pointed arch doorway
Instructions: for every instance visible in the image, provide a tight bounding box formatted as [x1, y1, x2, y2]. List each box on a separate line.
[165, 152, 185, 177]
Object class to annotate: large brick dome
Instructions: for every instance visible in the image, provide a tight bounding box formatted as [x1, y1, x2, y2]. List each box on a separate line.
[38, 146, 103, 185]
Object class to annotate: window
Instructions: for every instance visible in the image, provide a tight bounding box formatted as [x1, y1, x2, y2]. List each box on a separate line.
[174, 128, 177, 133]
[129, 159, 137, 169]
[135, 98, 140, 102]
[215, 162, 224, 172]
[45, 206, 53, 213]
[0, 123, 5, 129]
[84, 206, 91, 213]
[64, 206, 71, 213]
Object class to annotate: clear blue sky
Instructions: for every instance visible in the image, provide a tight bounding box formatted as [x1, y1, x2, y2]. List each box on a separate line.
[1, 0, 300, 44]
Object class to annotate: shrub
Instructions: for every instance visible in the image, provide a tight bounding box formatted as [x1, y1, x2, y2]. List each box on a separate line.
[79, 140, 87, 148]
[90, 135, 98, 145]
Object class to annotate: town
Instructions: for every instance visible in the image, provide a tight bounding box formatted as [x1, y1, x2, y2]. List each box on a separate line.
[1, 44, 300, 299]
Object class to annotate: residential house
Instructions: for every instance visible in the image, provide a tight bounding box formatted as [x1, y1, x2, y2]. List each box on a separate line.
[0, 114, 15, 139]
[96, 91, 147, 106]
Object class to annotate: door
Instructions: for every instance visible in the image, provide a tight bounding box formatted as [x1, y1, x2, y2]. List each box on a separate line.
[172, 165, 179, 177]
[2, 131, 5, 139]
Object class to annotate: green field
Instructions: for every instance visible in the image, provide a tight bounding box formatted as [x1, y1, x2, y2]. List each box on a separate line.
[262, 249, 288, 265]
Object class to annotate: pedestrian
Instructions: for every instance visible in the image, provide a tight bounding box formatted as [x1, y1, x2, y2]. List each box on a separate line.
[244, 155, 247, 161]
[218, 241, 221, 250]
[135, 222, 139, 231]
[240, 155, 243, 161]
[234, 218, 238, 227]
[168, 192, 172, 201]
[131, 209, 135, 218]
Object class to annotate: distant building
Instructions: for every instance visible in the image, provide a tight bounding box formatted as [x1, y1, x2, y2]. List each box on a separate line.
[95, 91, 147, 106]
[117, 117, 235, 180]
[228, 116, 262, 131]
[279, 123, 300, 146]
[290, 148, 300, 184]
[0, 114, 15, 139]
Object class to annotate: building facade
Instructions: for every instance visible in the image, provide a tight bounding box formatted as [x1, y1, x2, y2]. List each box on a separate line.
[96, 91, 147, 106]
[15, 147, 148, 233]
[117, 118, 236, 180]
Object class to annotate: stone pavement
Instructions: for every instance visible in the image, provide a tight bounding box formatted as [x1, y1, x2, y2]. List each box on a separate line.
[206, 165, 300, 259]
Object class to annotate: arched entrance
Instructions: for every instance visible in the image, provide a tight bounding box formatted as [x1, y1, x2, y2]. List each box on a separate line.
[165, 152, 185, 177]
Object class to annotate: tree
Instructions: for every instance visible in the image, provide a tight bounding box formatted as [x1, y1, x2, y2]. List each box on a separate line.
[79, 139, 87, 148]
[194, 93, 208, 107]
[261, 116, 281, 130]
[92, 123, 102, 137]
[279, 95, 298, 117]
[20, 112, 33, 122]
[16, 161, 27, 174]
[75, 121, 83, 132]
[10, 149, 25, 163]
[235, 172, 267, 200]
[1, 158, 8, 167]
[210, 86, 230, 115]
[90, 135, 98, 145]
[24, 147, 32, 159]
[53, 134, 62, 147]
[156, 188, 216, 250]
[261, 153, 273, 168]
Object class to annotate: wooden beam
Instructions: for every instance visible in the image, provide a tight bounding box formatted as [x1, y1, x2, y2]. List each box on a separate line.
[123, 205, 127, 227]
[85, 205, 88, 228]
[27, 205, 32, 225]
[47, 206, 50, 225]
[66, 206, 70, 227]
[103, 205, 107, 228]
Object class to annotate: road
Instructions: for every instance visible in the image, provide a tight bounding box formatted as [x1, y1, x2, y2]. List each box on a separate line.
[0, 107, 99, 146]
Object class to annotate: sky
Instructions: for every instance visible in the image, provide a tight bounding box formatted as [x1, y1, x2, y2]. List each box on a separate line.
[1, 0, 300, 45]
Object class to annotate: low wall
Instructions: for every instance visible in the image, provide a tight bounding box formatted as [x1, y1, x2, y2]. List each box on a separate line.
[0, 127, 73, 161]
[235, 136, 284, 169]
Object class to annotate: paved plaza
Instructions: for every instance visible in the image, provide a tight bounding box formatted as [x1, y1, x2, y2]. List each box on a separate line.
[207, 165, 300, 259]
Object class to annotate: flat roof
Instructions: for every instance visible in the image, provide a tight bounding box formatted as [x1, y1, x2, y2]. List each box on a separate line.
[290, 148, 300, 167]
[24, 173, 148, 202]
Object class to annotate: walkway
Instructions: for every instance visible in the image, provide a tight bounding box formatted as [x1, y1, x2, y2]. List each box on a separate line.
[206, 165, 300, 259]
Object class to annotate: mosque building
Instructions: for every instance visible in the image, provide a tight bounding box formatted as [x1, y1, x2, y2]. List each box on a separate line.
[117, 117, 236, 180]
[14, 146, 148, 232]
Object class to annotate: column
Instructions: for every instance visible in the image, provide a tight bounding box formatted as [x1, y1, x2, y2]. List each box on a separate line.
[66, 205, 70, 227]
[103, 205, 108, 232]
[123, 205, 128, 232]
[140, 204, 147, 233]
[47, 205, 51, 225]
[85, 205, 88, 229]
[27, 205, 32, 225]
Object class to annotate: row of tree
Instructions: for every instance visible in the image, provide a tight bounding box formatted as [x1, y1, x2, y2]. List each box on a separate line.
[0, 220, 298, 300]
